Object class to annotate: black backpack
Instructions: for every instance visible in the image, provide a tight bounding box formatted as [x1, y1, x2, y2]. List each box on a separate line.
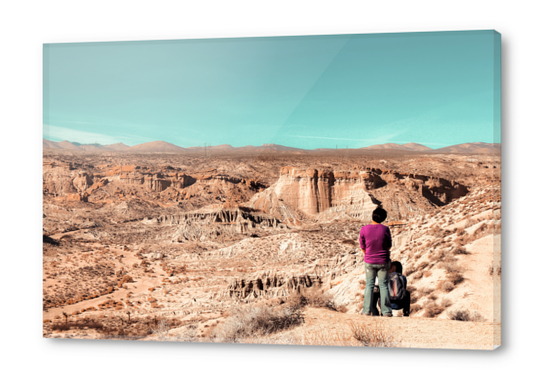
[388, 272, 406, 301]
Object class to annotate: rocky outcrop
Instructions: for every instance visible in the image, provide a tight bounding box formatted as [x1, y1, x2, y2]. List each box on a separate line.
[251, 166, 468, 222]
[112, 166, 264, 194]
[227, 270, 323, 300]
[156, 207, 286, 242]
[251, 167, 380, 221]
[367, 167, 468, 206]
[73, 172, 93, 192]
[226, 251, 362, 300]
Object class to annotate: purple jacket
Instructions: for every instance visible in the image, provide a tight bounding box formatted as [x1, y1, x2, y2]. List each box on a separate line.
[359, 223, 392, 265]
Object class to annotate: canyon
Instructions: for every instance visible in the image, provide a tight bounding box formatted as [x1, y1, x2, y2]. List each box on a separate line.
[42, 148, 501, 349]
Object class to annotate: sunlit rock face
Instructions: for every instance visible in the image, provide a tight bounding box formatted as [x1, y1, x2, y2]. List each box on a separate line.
[273, 167, 379, 218]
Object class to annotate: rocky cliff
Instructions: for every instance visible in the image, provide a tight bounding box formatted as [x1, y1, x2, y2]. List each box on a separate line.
[250, 166, 469, 222]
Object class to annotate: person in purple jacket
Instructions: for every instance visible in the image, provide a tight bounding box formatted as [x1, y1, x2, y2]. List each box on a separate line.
[360, 207, 393, 317]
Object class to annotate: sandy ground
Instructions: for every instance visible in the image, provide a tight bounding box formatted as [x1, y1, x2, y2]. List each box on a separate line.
[276, 307, 499, 350]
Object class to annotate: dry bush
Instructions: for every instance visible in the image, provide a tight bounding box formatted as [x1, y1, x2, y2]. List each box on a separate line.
[440, 298, 452, 308]
[429, 249, 446, 262]
[423, 271, 432, 278]
[210, 304, 304, 343]
[403, 266, 415, 277]
[412, 272, 423, 280]
[410, 304, 422, 314]
[417, 261, 430, 271]
[442, 262, 461, 274]
[347, 320, 398, 348]
[448, 309, 486, 322]
[336, 304, 349, 313]
[406, 285, 417, 293]
[452, 247, 469, 255]
[424, 301, 445, 318]
[287, 287, 338, 311]
[429, 226, 445, 239]
[437, 281, 455, 292]
[447, 272, 464, 285]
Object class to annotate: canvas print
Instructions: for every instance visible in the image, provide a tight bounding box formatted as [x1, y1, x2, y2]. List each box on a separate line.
[43, 30, 501, 349]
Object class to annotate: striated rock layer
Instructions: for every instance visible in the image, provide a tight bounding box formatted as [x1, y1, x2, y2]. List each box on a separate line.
[251, 166, 469, 222]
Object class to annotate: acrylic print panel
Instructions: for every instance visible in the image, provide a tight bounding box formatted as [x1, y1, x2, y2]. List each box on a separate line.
[42, 30, 501, 349]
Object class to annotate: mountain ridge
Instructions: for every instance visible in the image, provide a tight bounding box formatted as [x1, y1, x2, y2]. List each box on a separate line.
[43, 138, 501, 154]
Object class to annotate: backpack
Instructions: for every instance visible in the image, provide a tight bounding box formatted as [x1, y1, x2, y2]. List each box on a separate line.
[388, 272, 406, 301]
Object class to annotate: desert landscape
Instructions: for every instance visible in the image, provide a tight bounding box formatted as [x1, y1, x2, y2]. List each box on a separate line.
[42, 140, 501, 349]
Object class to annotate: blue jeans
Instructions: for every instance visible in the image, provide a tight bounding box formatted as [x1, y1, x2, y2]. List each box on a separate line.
[362, 262, 392, 316]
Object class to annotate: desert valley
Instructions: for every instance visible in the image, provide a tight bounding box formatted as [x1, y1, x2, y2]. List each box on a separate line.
[42, 140, 501, 349]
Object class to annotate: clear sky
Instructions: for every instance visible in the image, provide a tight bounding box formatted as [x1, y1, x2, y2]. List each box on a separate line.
[43, 30, 501, 149]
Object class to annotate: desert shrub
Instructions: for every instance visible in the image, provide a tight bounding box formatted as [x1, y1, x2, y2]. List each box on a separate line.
[410, 292, 419, 304]
[447, 272, 464, 285]
[452, 247, 469, 255]
[423, 271, 432, 278]
[429, 249, 445, 262]
[428, 293, 437, 301]
[347, 320, 397, 347]
[406, 285, 417, 293]
[429, 226, 445, 239]
[336, 304, 349, 313]
[287, 287, 338, 311]
[448, 309, 486, 322]
[442, 262, 461, 274]
[424, 301, 445, 318]
[438, 281, 455, 292]
[412, 272, 423, 280]
[440, 298, 452, 308]
[410, 304, 422, 314]
[417, 261, 430, 271]
[210, 304, 304, 343]
[404, 266, 415, 277]
[441, 251, 458, 263]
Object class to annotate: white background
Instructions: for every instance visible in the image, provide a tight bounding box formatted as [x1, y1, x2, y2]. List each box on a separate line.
[0, 0, 539, 378]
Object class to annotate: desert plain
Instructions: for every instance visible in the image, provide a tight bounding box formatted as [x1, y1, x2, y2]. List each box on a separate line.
[42, 141, 501, 349]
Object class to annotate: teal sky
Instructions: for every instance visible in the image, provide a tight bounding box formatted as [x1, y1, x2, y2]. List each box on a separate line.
[43, 30, 501, 149]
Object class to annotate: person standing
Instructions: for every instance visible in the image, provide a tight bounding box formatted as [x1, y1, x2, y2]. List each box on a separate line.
[360, 207, 393, 317]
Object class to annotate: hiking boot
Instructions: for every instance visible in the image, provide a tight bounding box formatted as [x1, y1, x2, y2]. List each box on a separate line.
[382, 313, 393, 317]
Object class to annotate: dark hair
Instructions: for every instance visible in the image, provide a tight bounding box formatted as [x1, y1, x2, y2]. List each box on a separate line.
[391, 261, 403, 274]
[372, 207, 387, 223]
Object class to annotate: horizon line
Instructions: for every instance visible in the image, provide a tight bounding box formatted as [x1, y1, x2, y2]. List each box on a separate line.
[42, 137, 501, 151]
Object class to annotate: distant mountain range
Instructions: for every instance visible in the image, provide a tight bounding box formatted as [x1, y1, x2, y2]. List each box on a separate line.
[43, 139, 501, 154]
